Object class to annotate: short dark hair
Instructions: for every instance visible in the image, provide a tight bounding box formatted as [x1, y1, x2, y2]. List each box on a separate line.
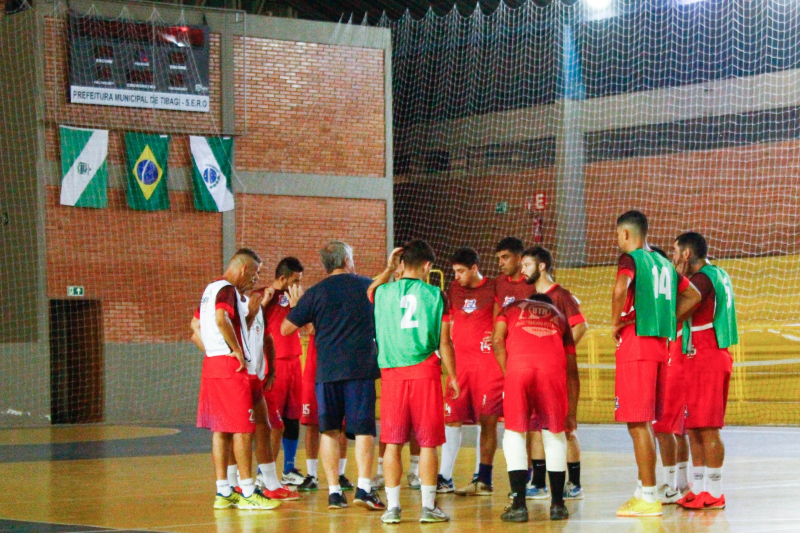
[650, 246, 669, 259]
[616, 210, 648, 237]
[495, 236, 524, 255]
[675, 232, 708, 260]
[402, 239, 436, 269]
[450, 247, 479, 268]
[527, 293, 554, 305]
[522, 245, 553, 273]
[275, 256, 303, 279]
[233, 248, 261, 264]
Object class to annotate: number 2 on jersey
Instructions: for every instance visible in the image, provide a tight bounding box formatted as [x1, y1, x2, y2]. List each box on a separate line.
[400, 294, 419, 329]
[651, 266, 672, 300]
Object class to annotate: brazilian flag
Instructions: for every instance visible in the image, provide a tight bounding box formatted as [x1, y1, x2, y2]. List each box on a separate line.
[125, 133, 170, 211]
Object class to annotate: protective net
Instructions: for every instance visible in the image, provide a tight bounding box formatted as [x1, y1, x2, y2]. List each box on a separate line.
[382, 0, 800, 425]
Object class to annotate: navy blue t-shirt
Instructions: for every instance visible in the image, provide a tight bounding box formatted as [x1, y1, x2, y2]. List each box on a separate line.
[286, 273, 380, 383]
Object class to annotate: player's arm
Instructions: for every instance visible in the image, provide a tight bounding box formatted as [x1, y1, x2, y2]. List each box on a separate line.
[215, 308, 245, 372]
[571, 321, 588, 346]
[611, 273, 632, 340]
[492, 319, 509, 376]
[280, 284, 307, 336]
[676, 278, 702, 324]
[439, 321, 459, 400]
[563, 326, 580, 433]
[367, 247, 404, 301]
[263, 333, 277, 391]
[190, 316, 205, 353]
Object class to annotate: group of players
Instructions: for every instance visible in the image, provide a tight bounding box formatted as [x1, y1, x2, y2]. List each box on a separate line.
[191, 209, 737, 523]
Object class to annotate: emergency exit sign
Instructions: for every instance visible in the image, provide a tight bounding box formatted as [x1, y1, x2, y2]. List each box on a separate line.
[67, 286, 85, 297]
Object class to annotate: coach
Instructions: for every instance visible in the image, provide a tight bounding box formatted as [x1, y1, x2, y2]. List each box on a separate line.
[281, 241, 384, 510]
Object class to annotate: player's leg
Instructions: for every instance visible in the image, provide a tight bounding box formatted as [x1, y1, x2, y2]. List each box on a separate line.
[213, 432, 236, 503]
[676, 433, 690, 492]
[338, 430, 355, 490]
[542, 429, 569, 520]
[382, 443, 404, 523]
[459, 364, 502, 495]
[698, 427, 725, 507]
[478, 414, 498, 485]
[500, 369, 532, 522]
[373, 441, 386, 489]
[252, 396, 299, 500]
[317, 381, 347, 508]
[281, 358, 304, 484]
[232, 431, 255, 496]
[533, 368, 570, 520]
[225, 445, 238, 490]
[298, 424, 320, 491]
[380, 377, 412, 523]
[407, 431, 421, 489]
[345, 378, 383, 510]
[565, 431, 583, 499]
[655, 431, 677, 490]
[410, 377, 448, 523]
[527, 429, 549, 499]
[441, 370, 469, 492]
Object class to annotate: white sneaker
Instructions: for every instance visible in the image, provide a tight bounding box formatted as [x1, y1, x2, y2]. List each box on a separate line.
[280, 469, 305, 486]
[407, 472, 421, 490]
[658, 483, 681, 504]
[372, 474, 385, 490]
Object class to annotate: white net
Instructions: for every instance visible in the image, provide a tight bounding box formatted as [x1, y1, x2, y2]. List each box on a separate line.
[382, 0, 800, 425]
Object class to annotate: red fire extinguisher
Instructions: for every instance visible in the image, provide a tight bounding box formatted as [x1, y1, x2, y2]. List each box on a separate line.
[532, 213, 543, 244]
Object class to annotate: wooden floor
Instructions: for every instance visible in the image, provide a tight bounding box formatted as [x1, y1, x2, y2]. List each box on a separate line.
[1, 425, 799, 532]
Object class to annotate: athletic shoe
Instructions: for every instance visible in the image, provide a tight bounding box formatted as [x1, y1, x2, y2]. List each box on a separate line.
[261, 487, 301, 501]
[237, 490, 282, 510]
[550, 501, 569, 520]
[659, 484, 682, 505]
[500, 504, 529, 523]
[699, 492, 726, 510]
[676, 491, 700, 508]
[281, 469, 305, 486]
[436, 474, 454, 494]
[328, 492, 348, 509]
[419, 506, 449, 523]
[214, 491, 241, 509]
[407, 472, 421, 490]
[372, 474, 386, 490]
[381, 507, 402, 524]
[616, 498, 662, 517]
[353, 488, 386, 511]
[455, 480, 493, 496]
[297, 475, 318, 492]
[563, 481, 583, 500]
[525, 484, 550, 500]
[339, 474, 354, 491]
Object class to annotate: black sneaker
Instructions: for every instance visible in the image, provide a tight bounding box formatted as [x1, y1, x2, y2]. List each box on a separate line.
[550, 501, 569, 521]
[353, 487, 386, 511]
[328, 492, 348, 509]
[297, 475, 318, 492]
[501, 503, 529, 523]
[339, 474, 354, 491]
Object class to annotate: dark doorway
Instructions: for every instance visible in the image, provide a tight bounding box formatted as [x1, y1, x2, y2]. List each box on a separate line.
[49, 300, 104, 424]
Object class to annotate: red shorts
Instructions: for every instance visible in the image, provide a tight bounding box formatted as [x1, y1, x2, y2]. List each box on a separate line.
[503, 366, 567, 434]
[380, 377, 445, 448]
[197, 356, 255, 434]
[267, 357, 302, 421]
[615, 360, 667, 423]
[300, 379, 318, 426]
[444, 364, 503, 424]
[684, 353, 732, 430]
[652, 343, 686, 435]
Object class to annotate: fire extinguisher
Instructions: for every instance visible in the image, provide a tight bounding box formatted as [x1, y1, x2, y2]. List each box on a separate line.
[532, 213, 543, 243]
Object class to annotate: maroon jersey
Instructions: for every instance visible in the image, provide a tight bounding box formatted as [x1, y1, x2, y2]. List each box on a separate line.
[264, 289, 303, 359]
[497, 299, 575, 372]
[617, 253, 691, 321]
[688, 272, 715, 327]
[447, 277, 496, 367]
[495, 274, 534, 308]
[542, 284, 586, 328]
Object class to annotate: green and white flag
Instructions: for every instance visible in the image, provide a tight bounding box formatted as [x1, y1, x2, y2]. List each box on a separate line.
[190, 136, 235, 212]
[60, 126, 108, 208]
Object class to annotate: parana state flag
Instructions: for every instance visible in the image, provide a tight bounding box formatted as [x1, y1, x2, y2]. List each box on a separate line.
[190, 136, 235, 212]
[59, 126, 108, 208]
[126, 132, 170, 211]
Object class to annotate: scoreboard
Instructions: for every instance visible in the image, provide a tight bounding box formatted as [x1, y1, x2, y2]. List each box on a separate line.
[68, 15, 211, 112]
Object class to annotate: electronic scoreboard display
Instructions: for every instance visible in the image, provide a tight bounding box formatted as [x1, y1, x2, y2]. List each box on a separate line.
[68, 14, 211, 112]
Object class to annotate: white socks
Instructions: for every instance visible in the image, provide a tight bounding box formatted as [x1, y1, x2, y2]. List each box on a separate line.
[663, 465, 677, 490]
[377, 457, 384, 476]
[216, 479, 232, 497]
[502, 429, 529, 472]
[240, 478, 255, 498]
[258, 462, 282, 491]
[329, 484, 342, 495]
[634, 479, 642, 499]
[641, 485, 657, 504]
[706, 467, 723, 498]
[474, 425, 482, 475]
[410, 455, 420, 476]
[339, 458, 347, 476]
[226, 465, 238, 488]
[307, 458, 318, 479]
[421, 485, 436, 509]
[541, 430, 567, 472]
[440, 426, 462, 480]
[358, 477, 372, 492]
[692, 467, 705, 496]
[677, 462, 689, 489]
[386, 485, 401, 510]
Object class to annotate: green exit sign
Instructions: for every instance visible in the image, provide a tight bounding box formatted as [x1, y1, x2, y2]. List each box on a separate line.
[495, 201, 509, 214]
[67, 286, 84, 297]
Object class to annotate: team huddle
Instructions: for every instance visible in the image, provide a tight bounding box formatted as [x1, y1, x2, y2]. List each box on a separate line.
[190, 209, 737, 523]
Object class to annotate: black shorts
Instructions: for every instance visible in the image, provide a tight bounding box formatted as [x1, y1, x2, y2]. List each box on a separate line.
[315, 379, 376, 436]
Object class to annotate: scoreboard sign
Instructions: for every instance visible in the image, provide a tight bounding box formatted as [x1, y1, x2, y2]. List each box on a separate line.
[68, 15, 210, 112]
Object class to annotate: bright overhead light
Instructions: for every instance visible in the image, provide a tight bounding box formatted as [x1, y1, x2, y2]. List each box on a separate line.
[586, 0, 613, 11]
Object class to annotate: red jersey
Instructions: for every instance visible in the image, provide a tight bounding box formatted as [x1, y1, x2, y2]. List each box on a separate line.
[687, 272, 731, 370]
[495, 274, 534, 308]
[497, 299, 575, 372]
[617, 252, 691, 323]
[541, 284, 586, 328]
[447, 277, 496, 367]
[264, 289, 303, 359]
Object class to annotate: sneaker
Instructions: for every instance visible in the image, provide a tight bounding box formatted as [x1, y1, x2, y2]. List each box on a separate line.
[381, 507, 402, 524]
[563, 481, 583, 500]
[419, 506, 450, 523]
[237, 490, 282, 510]
[525, 484, 550, 500]
[676, 491, 701, 509]
[436, 474, 454, 494]
[455, 479, 493, 496]
[550, 501, 569, 520]
[261, 487, 301, 501]
[353, 488, 386, 511]
[500, 504, 529, 522]
[699, 492, 726, 510]
[659, 484, 682, 505]
[328, 492, 348, 509]
[407, 472, 421, 490]
[372, 473, 386, 490]
[339, 474, 354, 491]
[297, 475, 318, 492]
[281, 468, 305, 486]
[616, 498, 662, 517]
[213, 491, 241, 509]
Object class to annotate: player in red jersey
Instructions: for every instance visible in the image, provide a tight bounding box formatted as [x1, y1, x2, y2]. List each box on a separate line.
[673, 232, 735, 511]
[523, 246, 588, 500]
[612, 211, 700, 517]
[438, 247, 502, 496]
[261, 257, 306, 486]
[494, 293, 579, 522]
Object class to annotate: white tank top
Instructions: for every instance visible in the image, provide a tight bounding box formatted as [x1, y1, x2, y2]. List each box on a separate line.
[244, 307, 267, 380]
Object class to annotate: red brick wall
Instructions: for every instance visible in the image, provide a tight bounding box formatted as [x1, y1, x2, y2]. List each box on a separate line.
[233, 37, 385, 177]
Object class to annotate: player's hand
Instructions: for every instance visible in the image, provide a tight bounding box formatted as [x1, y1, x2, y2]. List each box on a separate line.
[260, 287, 276, 307]
[288, 284, 304, 307]
[264, 372, 276, 391]
[230, 350, 246, 372]
[611, 319, 635, 341]
[564, 414, 577, 434]
[387, 247, 404, 270]
[448, 378, 460, 400]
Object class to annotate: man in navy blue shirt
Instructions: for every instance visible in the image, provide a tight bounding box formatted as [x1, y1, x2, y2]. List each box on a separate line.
[282, 241, 384, 512]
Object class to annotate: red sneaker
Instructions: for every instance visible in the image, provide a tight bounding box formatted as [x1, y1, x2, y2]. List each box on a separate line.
[261, 487, 302, 501]
[699, 492, 725, 510]
[677, 491, 703, 509]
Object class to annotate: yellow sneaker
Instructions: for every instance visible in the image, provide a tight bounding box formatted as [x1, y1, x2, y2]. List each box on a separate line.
[237, 490, 282, 510]
[616, 496, 638, 514]
[214, 491, 241, 509]
[617, 498, 662, 517]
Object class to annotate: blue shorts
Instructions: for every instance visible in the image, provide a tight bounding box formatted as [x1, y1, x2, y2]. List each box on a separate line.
[316, 379, 376, 436]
